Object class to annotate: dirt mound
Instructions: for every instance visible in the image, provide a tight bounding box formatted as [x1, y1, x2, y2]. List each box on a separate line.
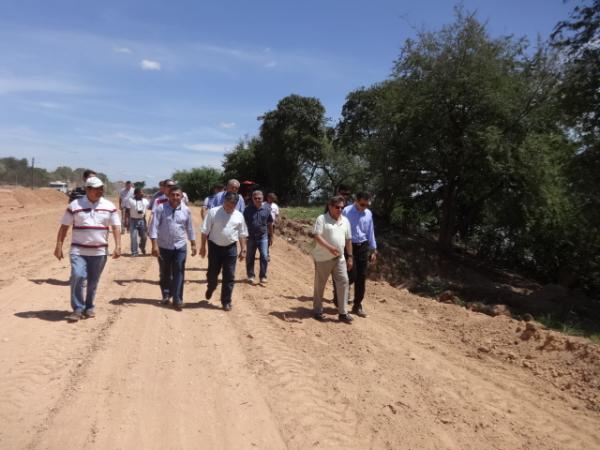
[0, 187, 67, 209]
[456, 312, 600, 411]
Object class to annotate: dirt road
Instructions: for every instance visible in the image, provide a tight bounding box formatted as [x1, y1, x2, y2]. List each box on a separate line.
[0, 189, 599, 449]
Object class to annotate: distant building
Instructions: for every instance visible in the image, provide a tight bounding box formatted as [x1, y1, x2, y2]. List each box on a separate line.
[49, 181, 68, 193]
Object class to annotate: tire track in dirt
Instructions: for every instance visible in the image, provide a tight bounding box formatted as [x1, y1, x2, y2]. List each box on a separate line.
[230, 283, 357, 449]
[28, 246, 287, 450]
[0, 249, 153, 449]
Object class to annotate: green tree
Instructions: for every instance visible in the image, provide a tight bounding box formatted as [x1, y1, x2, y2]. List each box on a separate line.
[222, 137, 263, 183]
[50, 166, 74, 182]
[551, 0, 600, 295]
[172, 167, 223, 202]
[338, 10, 562, 252]
[257, 94, 328, 203]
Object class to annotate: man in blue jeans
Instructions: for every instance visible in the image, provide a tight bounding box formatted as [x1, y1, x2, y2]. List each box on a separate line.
[243, 190, 273, 284]
[149, 185, 196, 311]
[54, 176, 121, 322]
[199, 192, 248, 311]
[127, 187, 149, 256]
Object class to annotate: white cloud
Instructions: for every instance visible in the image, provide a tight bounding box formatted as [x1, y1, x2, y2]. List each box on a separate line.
[219, 122, 236, 129]
[114, 47, 132, 54]
[184, 143, 231, 153]
[38, 101, 62, 109]
[0, 76, 84, 95]
[140, 59, 161, 71]
[264, 61, 277, 69]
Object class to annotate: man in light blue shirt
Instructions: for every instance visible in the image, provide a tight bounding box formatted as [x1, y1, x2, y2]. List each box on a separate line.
[149, 185, 196, 311]
[208, 179, 245, 212]
[342, 192, 377, 317]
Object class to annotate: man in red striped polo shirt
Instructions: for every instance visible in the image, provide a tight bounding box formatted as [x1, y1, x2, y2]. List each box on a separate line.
[54, 176, 122, 322]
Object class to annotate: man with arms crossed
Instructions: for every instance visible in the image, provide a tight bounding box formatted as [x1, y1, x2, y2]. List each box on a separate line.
[54, 176, 121, 322]
[200, 192, 248, 311]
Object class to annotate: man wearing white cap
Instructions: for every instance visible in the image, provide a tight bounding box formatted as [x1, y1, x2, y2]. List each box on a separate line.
[54, 176, 121, 322]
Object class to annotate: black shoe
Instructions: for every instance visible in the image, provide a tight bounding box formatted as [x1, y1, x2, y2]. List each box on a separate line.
[161, 297, 170, 305]
[338, 313, 353, 324]
[313, 312, 326, 322]
[205, 289, 213, 300]
[66, 311, 84, 322]
[351, 306, 367, 318]
[174, 302, 183, 311]
[223, 303, 232, 311]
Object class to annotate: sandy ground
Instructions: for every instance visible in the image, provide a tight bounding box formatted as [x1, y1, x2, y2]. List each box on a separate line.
[0, 188, 599, 450]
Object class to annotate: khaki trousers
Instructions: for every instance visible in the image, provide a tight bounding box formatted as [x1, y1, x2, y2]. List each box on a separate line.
[313, 257, 348, 315]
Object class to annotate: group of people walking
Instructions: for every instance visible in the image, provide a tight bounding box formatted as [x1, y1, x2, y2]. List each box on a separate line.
[54, 171, 377, 325]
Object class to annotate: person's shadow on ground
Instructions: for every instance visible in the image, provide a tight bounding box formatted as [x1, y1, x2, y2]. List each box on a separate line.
[185, 300, 223, 310]
[113, 279, 160, 286]
[110, 297, 163, 307]
[110, 297, 223, 311]
[14, 310, 71, 321]
[28, 278, 70, 286]
[269, 304, 339, 323]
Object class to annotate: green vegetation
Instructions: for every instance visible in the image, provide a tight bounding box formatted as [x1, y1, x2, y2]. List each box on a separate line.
[536, 313, 600, 344]
[0, 157, 114, 192]
[221, 4, 600, 307]
[280, 206, 323, 221]
[172, 167, 222, 202]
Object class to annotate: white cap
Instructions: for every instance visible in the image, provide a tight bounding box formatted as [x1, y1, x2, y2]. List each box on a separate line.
[85, 176, 104, 188]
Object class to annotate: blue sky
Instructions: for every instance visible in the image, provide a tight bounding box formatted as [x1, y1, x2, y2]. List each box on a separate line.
[0, 0, 574, 187]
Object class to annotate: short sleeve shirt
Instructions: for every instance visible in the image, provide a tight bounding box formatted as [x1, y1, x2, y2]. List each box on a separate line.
[60, 196, 120, 256]
[311, 213, 351, 262]
[201, 206, 248, 247]
[243, 203, 273, 239]
[269, 202, 280, 222]
[127, 197, 150, 219]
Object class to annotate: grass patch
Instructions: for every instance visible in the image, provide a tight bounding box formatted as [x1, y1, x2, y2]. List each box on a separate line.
[281, 205, 323, 221]
[536, 313, 600, 344]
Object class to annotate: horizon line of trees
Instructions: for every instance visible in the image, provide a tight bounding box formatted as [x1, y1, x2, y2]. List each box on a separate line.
[0, 157, 118, 193]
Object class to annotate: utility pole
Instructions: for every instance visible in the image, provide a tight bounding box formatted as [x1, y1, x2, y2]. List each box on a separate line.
[31, 157, 35, 189]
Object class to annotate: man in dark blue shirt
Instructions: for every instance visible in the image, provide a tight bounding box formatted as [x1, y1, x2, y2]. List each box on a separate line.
[243, 190, 274, 284]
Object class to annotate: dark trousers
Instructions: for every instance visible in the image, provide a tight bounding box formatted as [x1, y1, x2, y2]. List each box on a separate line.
[207, 240, 237, 305]
[159, 247, 187, 303]
[333, 241, 370, 308]
[349, 241, 370, 308]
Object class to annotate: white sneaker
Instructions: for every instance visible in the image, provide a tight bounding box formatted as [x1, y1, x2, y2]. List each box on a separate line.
[247, 277, 255, 284]
[260, 277, 267, 284]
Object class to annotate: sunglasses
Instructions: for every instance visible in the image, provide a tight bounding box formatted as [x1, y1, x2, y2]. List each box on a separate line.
[331, 205, 343, 210]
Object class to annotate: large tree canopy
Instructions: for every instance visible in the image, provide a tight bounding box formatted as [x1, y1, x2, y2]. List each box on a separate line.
[223, 94, 329, 203]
